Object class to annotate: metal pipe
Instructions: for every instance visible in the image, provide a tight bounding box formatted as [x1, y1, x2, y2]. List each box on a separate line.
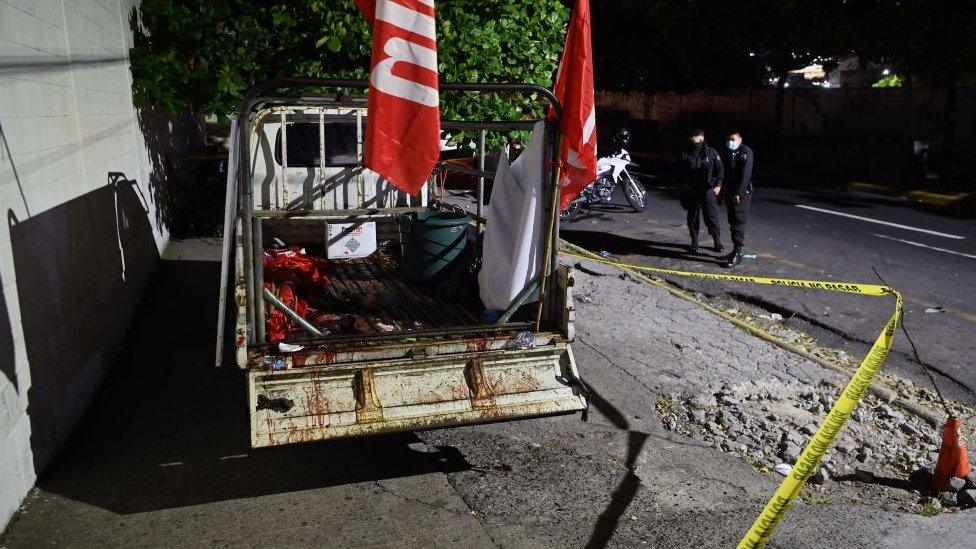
[442, 120, 539, 131]
[534, 124, 563, 331]
[240, 78, 562, 121]
[477, 129, 486, 227]
[253, 217, 266, 343]
[215, 116, 240, 367]
[280, 111, 289, 208]
[251, 206, 426, 219]
[242, 125, 255, 342]
[262, 288, 324, 337]
[496, 276, 540, 324]
[318, 110, 325, 209]
[356, 109, 365, 208]
[252, 321, 536, 350]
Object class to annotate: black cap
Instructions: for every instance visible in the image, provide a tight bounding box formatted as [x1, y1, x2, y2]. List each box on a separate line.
[690, 128, 705, 137]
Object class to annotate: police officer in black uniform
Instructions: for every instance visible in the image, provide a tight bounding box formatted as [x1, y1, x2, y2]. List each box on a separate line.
[719, 131, 754, 268]
[681, 129, 724, 253]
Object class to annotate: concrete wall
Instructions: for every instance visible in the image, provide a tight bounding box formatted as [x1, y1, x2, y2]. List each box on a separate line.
[596, 88, 976, 186]
[0, 0, 202, 529]
[596, 88, 976, 140]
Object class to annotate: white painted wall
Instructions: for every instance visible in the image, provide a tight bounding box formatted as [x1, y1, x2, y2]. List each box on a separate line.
[0, 0, 186, 529]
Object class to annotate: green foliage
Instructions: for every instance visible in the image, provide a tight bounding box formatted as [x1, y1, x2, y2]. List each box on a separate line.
[920, 499, 942, 517]
[130, 0, 569, 126]
[871, 74, 903, 88]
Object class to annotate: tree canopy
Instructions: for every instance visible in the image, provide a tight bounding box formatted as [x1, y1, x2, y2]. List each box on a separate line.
[591, 0, 976, 92]
[858, 0, 976, 88]
[130, 0, 570, 122]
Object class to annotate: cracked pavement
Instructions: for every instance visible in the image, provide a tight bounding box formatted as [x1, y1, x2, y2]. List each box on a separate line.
[561, 181, 976, 398]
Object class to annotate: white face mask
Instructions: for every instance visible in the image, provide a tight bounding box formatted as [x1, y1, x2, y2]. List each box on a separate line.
[727, 139, 741, 151]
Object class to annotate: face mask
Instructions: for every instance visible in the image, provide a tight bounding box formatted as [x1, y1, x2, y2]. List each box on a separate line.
[727, 140, 740, 151]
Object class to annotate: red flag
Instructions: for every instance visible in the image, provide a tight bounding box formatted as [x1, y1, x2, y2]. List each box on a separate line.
[355, 0, 440, 195]
[552, 0, 597, 210]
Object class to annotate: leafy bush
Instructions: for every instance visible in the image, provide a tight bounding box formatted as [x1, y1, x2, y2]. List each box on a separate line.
[130, 0, 569, 126]
[871, 74, 904, 88]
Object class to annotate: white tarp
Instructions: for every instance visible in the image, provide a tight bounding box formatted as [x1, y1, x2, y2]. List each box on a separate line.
[478, 121, 545, 312]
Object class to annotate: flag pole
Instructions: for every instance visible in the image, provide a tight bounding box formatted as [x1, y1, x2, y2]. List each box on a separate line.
[535, 126, 563, 331]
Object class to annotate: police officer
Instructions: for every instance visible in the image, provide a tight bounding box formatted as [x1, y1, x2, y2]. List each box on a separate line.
[719, 131, 754, 268]
[613, 127, 632, 154]
[681, 129, 724, 253]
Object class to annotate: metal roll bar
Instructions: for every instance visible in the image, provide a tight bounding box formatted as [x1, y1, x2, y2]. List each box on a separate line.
[233, 78, 564, 344]
[239, 78, 562, 121]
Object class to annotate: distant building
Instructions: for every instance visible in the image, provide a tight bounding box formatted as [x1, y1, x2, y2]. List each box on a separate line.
[783, 55, 888, 89]
[827, 55, 882, 88]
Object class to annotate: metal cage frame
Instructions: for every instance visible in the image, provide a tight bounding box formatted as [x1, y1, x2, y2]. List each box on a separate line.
[225, 78, 565, 354]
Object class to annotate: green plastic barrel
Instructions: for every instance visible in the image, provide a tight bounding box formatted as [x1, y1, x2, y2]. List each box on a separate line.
[402, 212, 470, 282]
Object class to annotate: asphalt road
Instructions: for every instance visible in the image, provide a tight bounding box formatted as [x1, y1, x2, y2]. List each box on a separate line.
[561, 180, 976, 395]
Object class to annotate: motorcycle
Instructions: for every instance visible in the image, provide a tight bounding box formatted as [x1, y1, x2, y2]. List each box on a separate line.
[561, 129, 646, 219]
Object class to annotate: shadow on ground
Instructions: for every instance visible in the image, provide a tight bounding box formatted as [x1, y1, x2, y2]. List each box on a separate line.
[583, 387, 648, 549]
[36, 261, 471, 515]
[561, 229, 726, 266]
[10, 173, 161, 473]
[0, 269, 14, 395]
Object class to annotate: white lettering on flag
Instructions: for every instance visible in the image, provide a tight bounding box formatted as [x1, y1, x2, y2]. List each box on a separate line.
[371, 37, 439, 107]
[375, 0, 436, 40]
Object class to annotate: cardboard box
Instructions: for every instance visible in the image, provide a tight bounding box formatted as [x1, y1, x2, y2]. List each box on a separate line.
[326, 222, 377, 259]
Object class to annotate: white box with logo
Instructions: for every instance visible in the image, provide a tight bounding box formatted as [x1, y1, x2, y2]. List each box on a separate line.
[326, 222, 377, 259]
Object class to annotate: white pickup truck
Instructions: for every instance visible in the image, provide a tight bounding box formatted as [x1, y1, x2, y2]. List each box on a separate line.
[217, 78, 588, 448]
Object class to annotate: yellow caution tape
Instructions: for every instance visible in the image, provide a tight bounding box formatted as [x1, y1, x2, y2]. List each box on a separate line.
[560, 250, 893, 297]
[560, 246, 903, 548]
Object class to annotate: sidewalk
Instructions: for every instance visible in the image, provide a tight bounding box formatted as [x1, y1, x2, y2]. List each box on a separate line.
[2, 243, 974, 548]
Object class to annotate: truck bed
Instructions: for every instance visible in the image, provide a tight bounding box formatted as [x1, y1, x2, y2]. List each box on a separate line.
[322, 254, 481, 333]
[225, 90, 587, 447]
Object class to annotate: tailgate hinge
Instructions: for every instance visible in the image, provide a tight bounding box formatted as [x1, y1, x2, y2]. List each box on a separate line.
[354, 369, 383, 423]
[464, 358, 496, 409]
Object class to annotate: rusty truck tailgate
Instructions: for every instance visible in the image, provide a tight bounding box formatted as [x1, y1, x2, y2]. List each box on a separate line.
[247, 334, 586, 447]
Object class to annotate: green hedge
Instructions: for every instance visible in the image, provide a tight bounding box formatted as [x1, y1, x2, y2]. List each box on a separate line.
[130, 0, 569, 128]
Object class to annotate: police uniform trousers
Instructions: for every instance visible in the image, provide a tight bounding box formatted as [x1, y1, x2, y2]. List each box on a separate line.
[725, 190, 752, 248]
[686, 186, 721, 244]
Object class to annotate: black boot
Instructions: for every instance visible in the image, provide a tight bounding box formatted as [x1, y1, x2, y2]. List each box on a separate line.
[688, 232, 699, 254]
[723, 248, 742, 268]
[712, 234, 725, 254]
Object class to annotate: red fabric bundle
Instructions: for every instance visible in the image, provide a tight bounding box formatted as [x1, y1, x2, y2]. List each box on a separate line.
[265, 281, 310, 342]
[263, 247, 330, 289]
[263, 247, 329, 342]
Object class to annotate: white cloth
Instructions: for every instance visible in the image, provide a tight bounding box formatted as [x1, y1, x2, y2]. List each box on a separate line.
[478, 121, 546, 311]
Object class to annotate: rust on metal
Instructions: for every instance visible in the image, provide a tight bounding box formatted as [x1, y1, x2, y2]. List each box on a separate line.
[466, 339, 488, 352]
[464, 358, 496, 410]
[512, 373, 542, 393]
[354, 369, 383, 423]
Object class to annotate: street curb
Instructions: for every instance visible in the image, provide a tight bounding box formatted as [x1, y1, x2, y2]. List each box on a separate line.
[847, 181, 906, 197]
[848, 182, 975, 214]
